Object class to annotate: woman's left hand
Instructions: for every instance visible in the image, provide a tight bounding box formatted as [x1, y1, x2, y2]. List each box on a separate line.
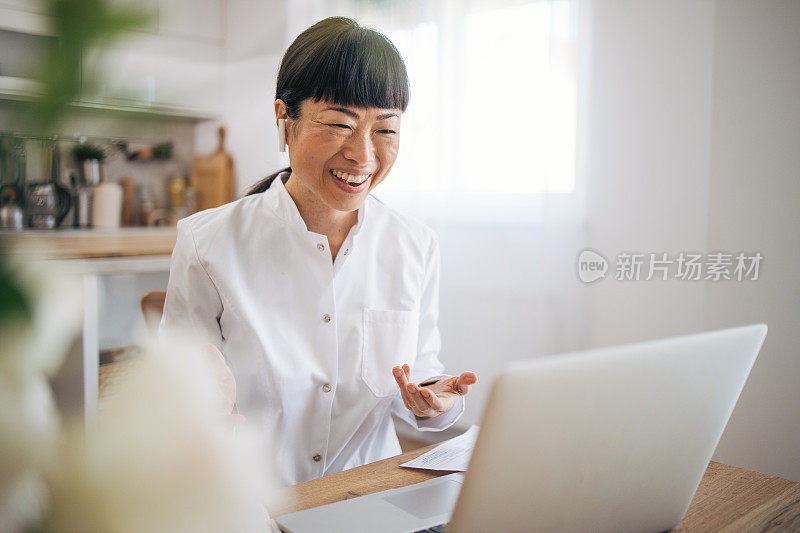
[392, 364, 478, 419]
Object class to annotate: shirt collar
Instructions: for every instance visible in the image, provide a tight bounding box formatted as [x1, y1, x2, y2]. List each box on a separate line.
[269, 171, 308, 231]
[268, 170, 369, 239]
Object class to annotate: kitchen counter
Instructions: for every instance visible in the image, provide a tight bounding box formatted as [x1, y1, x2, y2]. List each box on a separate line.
[0, 227, 178, 259]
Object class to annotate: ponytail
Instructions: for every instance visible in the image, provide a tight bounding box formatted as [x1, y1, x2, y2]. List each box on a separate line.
[246, 166, 291, 196]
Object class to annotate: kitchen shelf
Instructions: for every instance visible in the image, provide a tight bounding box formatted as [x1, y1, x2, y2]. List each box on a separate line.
[0, 5, 53, 37]
[0, 75, 219, 122]
[0, 75, 43, 98]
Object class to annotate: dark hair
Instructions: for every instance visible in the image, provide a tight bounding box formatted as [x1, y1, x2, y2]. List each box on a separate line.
[246, 16, 409, 196]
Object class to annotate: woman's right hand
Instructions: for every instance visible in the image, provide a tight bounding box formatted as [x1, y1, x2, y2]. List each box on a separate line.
[202, 343, 245, 426]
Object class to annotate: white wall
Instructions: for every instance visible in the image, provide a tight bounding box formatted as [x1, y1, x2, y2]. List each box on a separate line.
[702, 0, 800, 482]
[583, 0, 800, 481]
[222, 0, 288, 196]
[584, 0, 714, 346]
[432, 218, 590, 431]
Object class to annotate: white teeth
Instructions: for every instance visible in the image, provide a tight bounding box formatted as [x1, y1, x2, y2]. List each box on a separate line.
[332, 170, 369, 185]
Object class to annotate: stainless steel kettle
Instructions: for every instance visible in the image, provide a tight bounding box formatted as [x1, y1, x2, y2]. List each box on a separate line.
[25, 182, 72, 229]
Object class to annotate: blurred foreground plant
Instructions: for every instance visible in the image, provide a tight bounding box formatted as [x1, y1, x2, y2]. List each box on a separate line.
[31, 0, 151, 129]
[0, 249, 83, 530]
[45, 337, 275, 532]
[0, 249, 279, 531]
[4, 1, 281, 529]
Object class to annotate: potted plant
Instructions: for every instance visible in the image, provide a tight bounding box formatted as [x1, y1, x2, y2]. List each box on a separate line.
[70, 142, 105, 186]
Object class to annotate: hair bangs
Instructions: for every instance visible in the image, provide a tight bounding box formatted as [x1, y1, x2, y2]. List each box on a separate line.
[312, 29, 409, 111]
[277, 18, 409, 115]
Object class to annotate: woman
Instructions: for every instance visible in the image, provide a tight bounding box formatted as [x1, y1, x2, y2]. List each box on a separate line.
[160, 17, 477, 487]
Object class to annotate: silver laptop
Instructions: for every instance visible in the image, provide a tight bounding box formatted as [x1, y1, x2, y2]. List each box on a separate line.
[276, 323, 768, 533]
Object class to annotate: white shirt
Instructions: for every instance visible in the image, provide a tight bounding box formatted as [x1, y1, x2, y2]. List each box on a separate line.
[159, 172, 463, 486]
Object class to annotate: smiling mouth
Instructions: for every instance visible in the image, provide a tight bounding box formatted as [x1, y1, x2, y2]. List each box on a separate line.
[330, 169, 371, 185]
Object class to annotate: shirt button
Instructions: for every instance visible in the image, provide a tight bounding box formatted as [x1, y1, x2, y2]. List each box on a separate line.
[313, 454, 322, 462]
[322, 314, 331, 323]
[343, 248, 350, 256]
[317, 243, 325, 251]
[322, 383, 332, 393]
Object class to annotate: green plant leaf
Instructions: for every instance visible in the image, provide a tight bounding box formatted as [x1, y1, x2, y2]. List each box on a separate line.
[0, 250, 32, 327]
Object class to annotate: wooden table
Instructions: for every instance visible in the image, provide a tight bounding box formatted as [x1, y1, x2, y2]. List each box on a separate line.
[269, 445, 800, 531]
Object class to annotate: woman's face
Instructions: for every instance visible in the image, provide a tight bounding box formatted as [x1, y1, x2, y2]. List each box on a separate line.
[277, 98, 402, 213]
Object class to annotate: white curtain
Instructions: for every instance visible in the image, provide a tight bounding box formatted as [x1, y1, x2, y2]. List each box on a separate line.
[288, 0, 591, 426]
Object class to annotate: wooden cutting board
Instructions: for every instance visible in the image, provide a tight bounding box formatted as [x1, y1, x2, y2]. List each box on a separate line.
[190, 126, 235, 212]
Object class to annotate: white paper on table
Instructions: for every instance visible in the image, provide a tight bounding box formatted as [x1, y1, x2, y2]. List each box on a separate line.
[399, 425, 480, 472]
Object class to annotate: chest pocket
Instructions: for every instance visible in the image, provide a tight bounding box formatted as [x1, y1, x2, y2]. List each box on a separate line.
[361, 308, 419, 398]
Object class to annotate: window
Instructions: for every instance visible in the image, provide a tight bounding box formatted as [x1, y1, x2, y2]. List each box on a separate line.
[347, 0, 580, 221]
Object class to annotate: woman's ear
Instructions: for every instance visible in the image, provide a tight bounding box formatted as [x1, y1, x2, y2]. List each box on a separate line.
[274, 99, 289, 124]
